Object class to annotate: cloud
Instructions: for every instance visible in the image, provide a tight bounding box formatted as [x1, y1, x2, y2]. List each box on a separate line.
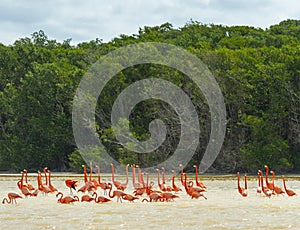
[0, 0, 299, 45]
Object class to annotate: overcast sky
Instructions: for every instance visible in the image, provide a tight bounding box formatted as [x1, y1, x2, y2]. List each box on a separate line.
[1, 0, 299, 45]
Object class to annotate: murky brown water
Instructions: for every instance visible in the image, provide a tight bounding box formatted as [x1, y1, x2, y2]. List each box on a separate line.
[0, 174, 299, 229]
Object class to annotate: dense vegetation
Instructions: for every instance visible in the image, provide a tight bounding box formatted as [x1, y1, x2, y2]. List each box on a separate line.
[0, 19, 299, 173]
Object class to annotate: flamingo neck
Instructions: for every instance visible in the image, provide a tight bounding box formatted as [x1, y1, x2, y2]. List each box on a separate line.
[237, 173, 242, 190]
[137, 166, 142, 184]
[183, 174, 189, 193]
[146, 173, 149, 187]
[83, 166, 88, 183]
[48, 171, 52, 185]
[21, 172, 24, 187]
[90, 163, 93, 181]
[172, 172, 175, 187]
[108, 183, 114, 198]
[162, 168, 166, 184]
[157, 170, 160, 185]
[261, 176, 265, 192]
[97, 166, 100, 182]
[25, 170, 29, 183]
[125, 165, 128, 185]
[132, 166, 136, 184]
[265, 167, 269, 183]
[195, 166, 199, 182]
[44, 169, 48, 185]
[3, 198, 11, 204]
[282, 178, 287, 190]
[57, 193, 63, 202]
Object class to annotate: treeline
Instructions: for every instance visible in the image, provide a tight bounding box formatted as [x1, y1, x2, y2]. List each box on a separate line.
[0, 19, 299, 173]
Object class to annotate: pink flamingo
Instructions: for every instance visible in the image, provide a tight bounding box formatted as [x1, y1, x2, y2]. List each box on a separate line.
[23, 169, 35, 191]
[56, 192, 79, 204]
[193, 165, 206, 189]
[237, 172, 248, 197]
[282, 175, 297, 196]
[132, 165, 143, 190]
[107, 182, 126, 203]
[47, 170, 58, 193]
[111, 163, 122, 190]
[171, 170, 182, 192]
[2, 192, 23, 204]
[96, 165, 109, 195]
[270, 171, 285, 195]
[119, 164, 129, 191]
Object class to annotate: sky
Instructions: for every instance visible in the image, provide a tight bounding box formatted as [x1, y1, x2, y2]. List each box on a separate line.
[0, 0, 299, 45]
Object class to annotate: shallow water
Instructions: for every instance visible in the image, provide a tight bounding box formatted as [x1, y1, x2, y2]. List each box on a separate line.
[0, 174, 299, 229]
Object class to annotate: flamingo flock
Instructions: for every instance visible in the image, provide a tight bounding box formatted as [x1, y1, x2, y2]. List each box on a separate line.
[1, 163, 206, 204]
[237, 165, 297, 197]
[2, 163, 297, 205]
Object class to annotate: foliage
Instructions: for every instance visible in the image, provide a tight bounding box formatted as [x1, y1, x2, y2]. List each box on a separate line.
[0, 20, 299, 173]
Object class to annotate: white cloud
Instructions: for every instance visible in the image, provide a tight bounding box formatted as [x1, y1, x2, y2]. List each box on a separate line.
[0, 0, 299, 45]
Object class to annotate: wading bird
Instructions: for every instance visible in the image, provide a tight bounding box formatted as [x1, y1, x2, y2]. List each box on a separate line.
[282, 175, 297, 196]
[56, 192, 79, 204]
[2, 192, 22, 204]
[96, 165, 109, 195]
[65, 179, 78, 194]
[193, 165, 206, 189]
[237, 172, 248, 197]
[270, 171, 285, 196]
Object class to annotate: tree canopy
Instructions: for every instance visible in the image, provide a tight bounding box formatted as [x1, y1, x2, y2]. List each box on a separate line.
[0, 19, 299, 173]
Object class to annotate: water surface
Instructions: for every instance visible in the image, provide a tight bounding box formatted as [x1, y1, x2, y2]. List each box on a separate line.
[1, 174, 299, 229]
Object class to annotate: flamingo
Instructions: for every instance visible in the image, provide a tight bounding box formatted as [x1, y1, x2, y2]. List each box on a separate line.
[142, 192, 163, 202]
[145, 173, 155, 195]
[2, 192, 23, 204]
[19, 171, 33, 197]
[179, 164, 185, 185]
[282, 175, 297, 196]
[161, 192, 179, 202]
[119, 164, 129, 191]
[136, 165, 144, 184]
[133, 176, 147, 196]
[17, 171, 28, 190]
[56, 192, 79, 204]
[161, 167, 172, 191]
[96, 165, 109, 195]
[38, 171, 51, 195]
[89, 162, 99, 188]
[23, 169, 35, 191]
[189, 190, 208, 199]
[81, 192, 97, 202]
[264, 165, 274, 191]
[132, 165, 143, 190]
[47, 170, 58, 193]
[193, 165, 206, 189]
[237, 172, 248, 197]
[182, 173, 207, 199]
[65, 179, 78, 194]
[122, 193, 139, 202]
[107, 182, 126, 203]
[171, 170, 182, 192]
[261, 175, 272, 197]
[257, 171, 262, 195]
[111, 163, 122, 190]
[78, 165, 96, 193]
[156, 169, 167, 191]
[93, 191, 112, 203]
[270, 171, 285, 195]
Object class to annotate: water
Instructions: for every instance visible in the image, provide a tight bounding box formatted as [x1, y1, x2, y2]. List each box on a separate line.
[0, 174, 299, 229]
